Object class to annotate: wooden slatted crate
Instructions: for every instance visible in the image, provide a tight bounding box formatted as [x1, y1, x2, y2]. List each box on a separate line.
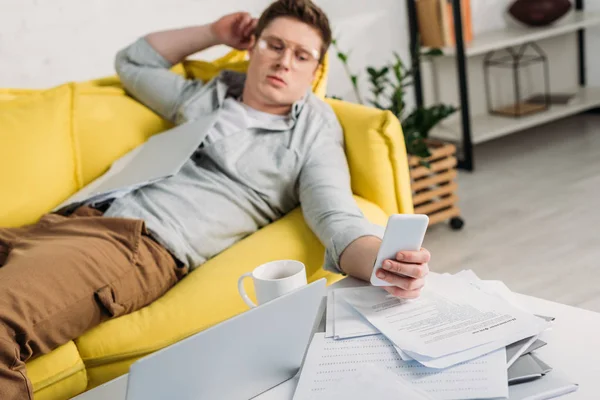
[408, 140, 464, 229]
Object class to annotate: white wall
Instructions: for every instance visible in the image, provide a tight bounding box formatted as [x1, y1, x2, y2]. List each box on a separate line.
[0, 0, 410, 103]
[3, 0, 599, 103]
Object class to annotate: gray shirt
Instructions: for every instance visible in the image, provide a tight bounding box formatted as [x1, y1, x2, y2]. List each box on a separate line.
[104, 38, 383, 272]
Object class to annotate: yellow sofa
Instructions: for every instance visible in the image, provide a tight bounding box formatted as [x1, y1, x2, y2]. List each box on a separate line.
[0, 51, 414, 399]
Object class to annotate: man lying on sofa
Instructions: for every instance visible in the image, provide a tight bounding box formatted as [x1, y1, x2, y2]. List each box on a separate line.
[0, 0, 430, 398]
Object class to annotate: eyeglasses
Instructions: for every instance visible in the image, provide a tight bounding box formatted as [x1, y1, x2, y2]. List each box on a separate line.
[256, 35, 320, 70]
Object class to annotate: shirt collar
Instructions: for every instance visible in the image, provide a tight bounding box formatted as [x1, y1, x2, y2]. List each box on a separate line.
[216, 70, 308, 122]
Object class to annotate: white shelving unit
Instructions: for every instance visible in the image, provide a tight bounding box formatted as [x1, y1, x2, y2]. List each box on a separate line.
[440, 11, 600, 57]
[405, 1, 600, 170]
[432, 87, 600, 144]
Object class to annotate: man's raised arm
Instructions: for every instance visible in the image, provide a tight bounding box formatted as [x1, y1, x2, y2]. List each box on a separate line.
[115, 12, 256, 122]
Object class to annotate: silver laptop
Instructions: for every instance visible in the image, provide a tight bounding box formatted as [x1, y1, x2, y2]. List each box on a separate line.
[125, 279, 326, 400]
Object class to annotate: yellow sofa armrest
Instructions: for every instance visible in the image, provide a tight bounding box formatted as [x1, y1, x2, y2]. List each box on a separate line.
[327, 99, 414, 215]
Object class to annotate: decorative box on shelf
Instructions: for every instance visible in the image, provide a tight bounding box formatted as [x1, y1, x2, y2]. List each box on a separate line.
[409, 140, 464, 230]
[483, 42, 550, 118]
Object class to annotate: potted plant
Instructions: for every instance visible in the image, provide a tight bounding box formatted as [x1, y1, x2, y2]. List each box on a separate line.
[332, 40, 464, 230]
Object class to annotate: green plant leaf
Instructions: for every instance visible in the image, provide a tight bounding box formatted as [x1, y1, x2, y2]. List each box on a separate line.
[369, 100, 386, 110]
[334, 36, 456, 160]
[419, 159, 432, 169]
[406, 137, 431, 159]
[421, 48, 444, 57]
[402, 104, 458, 141]
[393, 51, 405, 68]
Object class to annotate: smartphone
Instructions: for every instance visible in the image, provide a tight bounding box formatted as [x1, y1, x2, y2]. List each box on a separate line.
[369, 214, 429, 286]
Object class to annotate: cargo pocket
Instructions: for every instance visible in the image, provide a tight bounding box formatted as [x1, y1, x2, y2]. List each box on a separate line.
[93, 219, 148, 319]
[94, 266, 152, 319]
[96, 264, 156, 318]
[95, 285, 127, 318]
[94, 231, 181, 319]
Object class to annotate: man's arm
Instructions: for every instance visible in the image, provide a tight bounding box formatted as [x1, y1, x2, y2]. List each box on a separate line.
[114, 28, 210, 122]
[299, 119, 429, 298]
[115, 12, 256, 122]
[298, 123, 383, 275]
[340, 236, 430, 298]
[145, 11, 256, 64]
[145, 25, 220, 66]
[338, 236, 381, 281]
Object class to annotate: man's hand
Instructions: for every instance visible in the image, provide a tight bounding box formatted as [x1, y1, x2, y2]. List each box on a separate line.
[375, 248, 431, 299]
[211, 12, 258, 50]
[339, 236, 431, 300]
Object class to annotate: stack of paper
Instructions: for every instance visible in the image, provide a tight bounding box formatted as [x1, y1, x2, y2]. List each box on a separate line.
[316, 270, 579, 399]
[329, 272, 552, 369]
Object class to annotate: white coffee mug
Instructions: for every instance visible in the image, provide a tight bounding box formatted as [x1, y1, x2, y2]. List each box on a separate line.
[237, 260, 307, 308]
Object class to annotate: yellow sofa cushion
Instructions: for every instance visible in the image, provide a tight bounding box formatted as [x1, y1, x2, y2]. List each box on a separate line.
[326, 99, 414, 215]
[0, 84, 79, 227]
[28, 341, 87, 400]
[76, 196, 387, 388]
[73, 84, 173, 186]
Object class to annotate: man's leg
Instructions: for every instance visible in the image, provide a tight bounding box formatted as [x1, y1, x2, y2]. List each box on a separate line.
[0, 208, 186, 399]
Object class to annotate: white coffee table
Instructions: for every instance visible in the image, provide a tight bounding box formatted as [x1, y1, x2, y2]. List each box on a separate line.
[74, 277, 600, 399]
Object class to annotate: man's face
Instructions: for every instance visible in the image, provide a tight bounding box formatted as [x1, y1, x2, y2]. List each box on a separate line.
[246, 17, 322, 108]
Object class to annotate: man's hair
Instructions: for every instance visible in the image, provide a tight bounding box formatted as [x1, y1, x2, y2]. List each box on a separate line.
[255, 0, 332, 63]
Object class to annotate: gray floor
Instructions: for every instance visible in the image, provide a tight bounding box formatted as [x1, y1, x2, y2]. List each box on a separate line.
[423, 113, 600, 312]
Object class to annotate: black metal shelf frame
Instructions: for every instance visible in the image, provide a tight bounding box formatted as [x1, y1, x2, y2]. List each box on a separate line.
[405, 0, 587, 171]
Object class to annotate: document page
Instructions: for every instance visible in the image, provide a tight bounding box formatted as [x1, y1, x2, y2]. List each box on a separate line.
[308, 364, 436, 400]
[342, 275, 549, 358]
[325, 291, 334, 338]
[293, 333, 508, 400]
[331, 288, 379, 339]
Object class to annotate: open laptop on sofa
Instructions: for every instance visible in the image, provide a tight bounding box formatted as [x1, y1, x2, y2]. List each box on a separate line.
[124, 279, 326, 400]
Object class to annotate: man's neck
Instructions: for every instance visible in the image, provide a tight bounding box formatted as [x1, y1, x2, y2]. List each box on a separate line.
[241, 88, 292, 116]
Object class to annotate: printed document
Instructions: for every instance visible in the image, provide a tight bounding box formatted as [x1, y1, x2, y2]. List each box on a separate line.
[293, 333, 508, 400]
[307, 363, 435, 400]
[342, 274, 550, 359]
[327, 288, 379, 339]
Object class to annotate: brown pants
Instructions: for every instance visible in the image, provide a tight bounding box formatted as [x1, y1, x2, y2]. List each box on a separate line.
[0, 207, 187, 399]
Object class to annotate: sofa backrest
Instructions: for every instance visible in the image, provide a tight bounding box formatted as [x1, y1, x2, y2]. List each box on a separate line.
[0, 84, 79, 227]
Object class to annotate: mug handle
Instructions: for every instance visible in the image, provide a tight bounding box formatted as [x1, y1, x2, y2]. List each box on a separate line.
[238, 273, 257, 308]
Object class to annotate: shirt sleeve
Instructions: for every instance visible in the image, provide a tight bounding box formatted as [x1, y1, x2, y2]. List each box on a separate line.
[298, 119, 385, 274]
[114, 37, 203, 123]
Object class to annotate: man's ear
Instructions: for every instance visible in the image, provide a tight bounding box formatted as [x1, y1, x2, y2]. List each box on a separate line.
[247, 35, 257, 57]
